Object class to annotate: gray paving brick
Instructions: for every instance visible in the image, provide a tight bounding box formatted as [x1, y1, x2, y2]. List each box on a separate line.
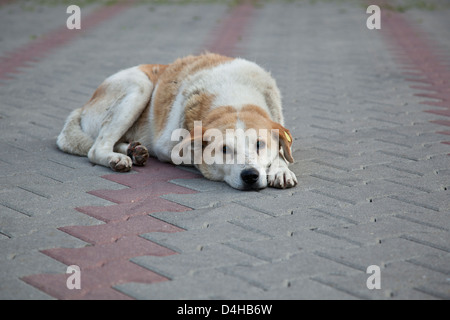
[36, 163, 114, 184]
[140, 220, 270, 254]
[393, 212, 450, 233]
[378, 143, 449, 162]
[309, 197, 444, 225]
[0, 278, 54, 300]
[389, 191, 449, 213]
[318, 216, 443, 246]
[224, 208, 352, 240]
[131, 243, 263, 280]
[0, 239, 82, 292]
[115, 268, 263, 300]
[400, 233, 450, 254]
[0, 221, 89, 257]
[313, 259, 450, 300]
[381, 176, 443, 194]
[314, 179, 431, 205]
[223, 230, 359, 263]
[341, 163, 434, 183]
[234, 191, 350, 217]
[161, 188, 264, 210]
[383, 155, 450, 177]
[294, 172, 362, 190]
[407, 253, 450, 276]
[0, 185, 113, 218]
[218, 251, 356, 291]
[1, 206, 101, 240]
[168, 177, 230, 192]
[315, 237, 447, 273]
[150, 203, 265, 231]
[247, 276, 360, 299]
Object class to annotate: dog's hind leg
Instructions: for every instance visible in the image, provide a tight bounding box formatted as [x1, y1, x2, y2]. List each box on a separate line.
[57, 107, 94, 156]
[86, 67, 154, 172]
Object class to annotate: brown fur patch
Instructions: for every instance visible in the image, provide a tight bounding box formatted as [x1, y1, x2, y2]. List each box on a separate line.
[87, 82, 107, 104]
[270, 120, 294, 163]
[238, 104, 273, 130]
[203, 106, 238, 130]
[184, 92, 216, 132]
[152, 53, 233, 137]
[82, 81, 122, 117]
[239, 104, 294, 162]
[138, 64, 168, 84]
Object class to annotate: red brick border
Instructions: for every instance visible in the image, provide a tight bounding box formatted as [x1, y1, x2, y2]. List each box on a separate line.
[381, 9, 450, 147]
[204, 1, 255, 56]
[22, 159, 201, 300]
[0, 0, 135, 81]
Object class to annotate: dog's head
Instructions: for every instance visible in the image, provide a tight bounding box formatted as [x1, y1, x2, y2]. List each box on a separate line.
[174, 105, 294, 190]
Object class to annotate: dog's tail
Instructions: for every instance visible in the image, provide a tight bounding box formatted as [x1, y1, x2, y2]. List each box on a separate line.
[56, 108, 94, 156]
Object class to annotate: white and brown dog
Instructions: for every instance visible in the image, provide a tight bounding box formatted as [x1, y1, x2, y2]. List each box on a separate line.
[57, 53, 297, 190]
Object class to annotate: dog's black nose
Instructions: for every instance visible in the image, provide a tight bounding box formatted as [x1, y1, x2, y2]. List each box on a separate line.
[241, 168, 259, 185]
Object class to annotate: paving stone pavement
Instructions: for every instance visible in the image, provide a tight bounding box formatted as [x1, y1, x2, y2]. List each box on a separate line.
[0, 0, 449, 300]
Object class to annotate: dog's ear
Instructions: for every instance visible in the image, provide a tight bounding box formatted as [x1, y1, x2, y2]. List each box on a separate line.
[271, 122, 294, 163]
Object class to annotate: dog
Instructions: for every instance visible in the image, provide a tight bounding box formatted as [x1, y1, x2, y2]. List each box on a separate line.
[57, 53, 297, 190]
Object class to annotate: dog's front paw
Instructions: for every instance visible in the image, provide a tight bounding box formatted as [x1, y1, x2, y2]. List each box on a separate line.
[127, 142, 149, 166]
[109, 154, 133, 172]
[267, 166, 298, 189]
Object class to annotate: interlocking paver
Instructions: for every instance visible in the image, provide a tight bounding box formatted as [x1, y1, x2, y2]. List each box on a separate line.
[220, 230, 360, 263]
[131, 243, 263, 280]
[116, 268, 264, 300]
[60, 215, 183, 245]
[217, 252, 356, 292]
[140, 221, 270, 254]
[313, 258, 450, 300]
[150, 202, 265, 230]
[76, 197, 191, 223]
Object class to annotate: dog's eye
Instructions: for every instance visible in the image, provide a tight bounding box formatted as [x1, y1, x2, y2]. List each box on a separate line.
[256, 140, 265, 151]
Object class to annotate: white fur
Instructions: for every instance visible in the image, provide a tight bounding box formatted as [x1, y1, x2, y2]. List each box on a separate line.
[152, 82, 187, 162]
[184, 58, 275, 117]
